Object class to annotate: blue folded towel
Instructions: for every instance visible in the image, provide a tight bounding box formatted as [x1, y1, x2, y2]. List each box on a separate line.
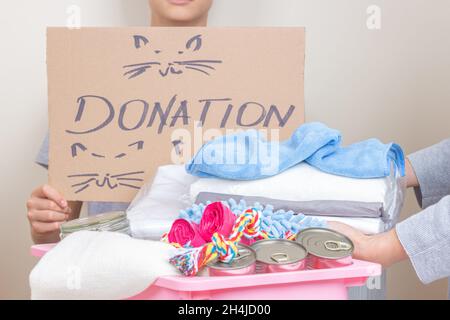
[186, 122, 405, 180]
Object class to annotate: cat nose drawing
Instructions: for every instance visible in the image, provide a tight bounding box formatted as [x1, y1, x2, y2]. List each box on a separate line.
[96, 174, 118, 189]
[159, 62, 183, 77]
[67, 171, 145, 194]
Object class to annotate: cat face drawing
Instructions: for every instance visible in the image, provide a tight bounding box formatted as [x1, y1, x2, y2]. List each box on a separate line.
[67, 140, 145, 194]
[122, 34, 223, 79]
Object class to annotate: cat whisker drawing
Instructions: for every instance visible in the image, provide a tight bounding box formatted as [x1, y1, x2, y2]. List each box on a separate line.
[123, 61, 161, 79]
[174, 60, 223, 76]
[123, 59, 222, 78]
[68, 171, 145, 194]
[174, 60, 222, 69]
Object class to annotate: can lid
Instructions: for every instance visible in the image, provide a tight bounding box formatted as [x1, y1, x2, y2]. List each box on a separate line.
[61, 211, 128, 233]
[251, 239, 307, 265]
[296, 228, 354, 259]
[207, 245, 256, 270]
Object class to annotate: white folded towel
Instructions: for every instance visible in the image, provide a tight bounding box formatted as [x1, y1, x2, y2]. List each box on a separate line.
[127, 165, 198, 240]
[312, 216, 384, 234]
[29, 231, 178, 300]
[190, 163, 404, 223]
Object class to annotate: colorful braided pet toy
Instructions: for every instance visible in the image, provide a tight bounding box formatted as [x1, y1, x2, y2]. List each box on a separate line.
[169, 208, 268, 276]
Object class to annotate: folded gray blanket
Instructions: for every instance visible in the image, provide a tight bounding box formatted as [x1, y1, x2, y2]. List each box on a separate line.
[195, 192, 384, 218]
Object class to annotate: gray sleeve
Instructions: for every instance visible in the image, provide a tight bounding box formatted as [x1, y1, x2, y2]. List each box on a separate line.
[396, 195, 450, 284]
[408, 138, 450, 208]
[35, 132, 49, 169]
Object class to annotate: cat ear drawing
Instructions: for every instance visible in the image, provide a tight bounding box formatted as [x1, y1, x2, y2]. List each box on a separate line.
[172, 139, 183, 156]
[128, 140, 144, 150]
[133, 35, 149, 49]
[186, 34, 202, 51]
[115, 140, 145, 158]
[71, 143, 87, 157]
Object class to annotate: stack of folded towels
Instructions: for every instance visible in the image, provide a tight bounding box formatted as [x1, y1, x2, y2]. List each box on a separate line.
[188, 162, 403, 234]
[127, 122, 406, 238]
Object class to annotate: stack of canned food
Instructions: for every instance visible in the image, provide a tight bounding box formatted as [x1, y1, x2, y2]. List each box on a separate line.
[207, 228, 354, 276]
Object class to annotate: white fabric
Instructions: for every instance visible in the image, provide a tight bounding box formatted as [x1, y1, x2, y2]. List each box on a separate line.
[127, 165, 198, 239]
[126, 164, 403, 239]
[313, 216, 384, 234]
[190, 163, 404, 224]
[29, 231, 178, 300]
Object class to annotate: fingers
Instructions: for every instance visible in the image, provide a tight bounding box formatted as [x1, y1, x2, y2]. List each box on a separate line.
[28, 210, 68, 223]
[327, 221, 348, 230]
[27, 197, 71, 214]
[30, 220, 63, 234]
[327, 221, 361, 241]
[31, 184, 67, 209]
[328, 221, 358, 234]
[28, 185, 70, 238]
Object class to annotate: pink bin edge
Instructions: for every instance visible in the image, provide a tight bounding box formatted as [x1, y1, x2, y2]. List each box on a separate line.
[31, 243, 381, 300]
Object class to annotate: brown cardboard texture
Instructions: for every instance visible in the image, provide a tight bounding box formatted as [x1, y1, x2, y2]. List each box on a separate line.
[47, 27, 305, 202]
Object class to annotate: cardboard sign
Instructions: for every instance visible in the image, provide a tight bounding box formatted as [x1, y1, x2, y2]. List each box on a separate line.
[47, 27, 305, 202]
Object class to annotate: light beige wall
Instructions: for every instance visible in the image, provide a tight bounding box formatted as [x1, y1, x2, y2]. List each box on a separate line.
[0, 0, 448, 299]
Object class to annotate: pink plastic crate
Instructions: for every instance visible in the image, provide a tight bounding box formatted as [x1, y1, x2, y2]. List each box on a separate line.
[31, 243, 381, 300]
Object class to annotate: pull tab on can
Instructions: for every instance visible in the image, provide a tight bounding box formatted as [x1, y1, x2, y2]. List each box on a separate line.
[324, 240, 353, 251]
[270, 253, 290, 263]
[295, 228, 354, 260]
[235, 250, 251, 261]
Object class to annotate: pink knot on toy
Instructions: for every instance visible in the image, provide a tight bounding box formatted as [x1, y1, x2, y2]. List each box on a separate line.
[169, 207, 267, 276]
[167, 219, 206, 248]
[199, 202, 235, 242]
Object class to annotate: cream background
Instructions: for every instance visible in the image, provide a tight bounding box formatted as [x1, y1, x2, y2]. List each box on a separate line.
[0, 0, 448, 299]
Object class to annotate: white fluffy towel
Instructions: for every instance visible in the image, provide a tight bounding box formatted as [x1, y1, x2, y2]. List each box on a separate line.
[29, 231, 179, 300]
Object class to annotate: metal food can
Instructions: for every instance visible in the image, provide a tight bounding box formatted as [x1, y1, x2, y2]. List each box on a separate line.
[207, 244, 256, 276]
[251, 239, 308, 273]
[296, 228, 354, 269]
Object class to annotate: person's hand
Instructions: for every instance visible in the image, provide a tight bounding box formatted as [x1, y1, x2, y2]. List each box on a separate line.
[327, 221, 407, 268]
[327, 221, 370, 261]
[26, 184, 71, 243]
